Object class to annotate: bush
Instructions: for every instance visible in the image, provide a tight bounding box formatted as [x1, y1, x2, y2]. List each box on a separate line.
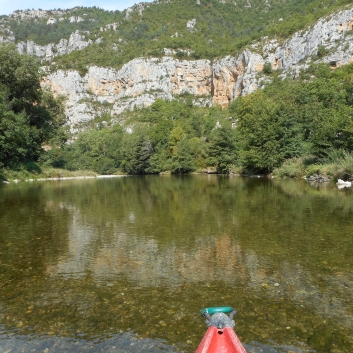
[273, 158, 306, 178]
[263, 62, 273, 75]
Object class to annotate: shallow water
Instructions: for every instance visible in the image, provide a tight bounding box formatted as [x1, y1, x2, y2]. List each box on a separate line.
[0, 176, 352, 352]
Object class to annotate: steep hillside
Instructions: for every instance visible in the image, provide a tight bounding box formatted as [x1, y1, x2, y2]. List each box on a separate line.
[2, 1, 353, 178]
[1, 0, 352, 69]
[36, 4, 353, 129]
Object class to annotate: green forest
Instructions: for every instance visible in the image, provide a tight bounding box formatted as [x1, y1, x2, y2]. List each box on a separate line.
[2, 0, 353, 181]
[2, 0, 352, 72]
[44, 63, 353, 178]
[1, 43, 353, 181]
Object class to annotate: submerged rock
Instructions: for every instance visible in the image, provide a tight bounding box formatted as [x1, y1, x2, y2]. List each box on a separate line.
[307, 174, 330, 182]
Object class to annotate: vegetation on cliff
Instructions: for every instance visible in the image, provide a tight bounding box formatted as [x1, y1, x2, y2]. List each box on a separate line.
[3, 0, 352, 71]
[52, 0, 353, 72]
[38, 63, 353, 180]
[2, 0, 353, 182]
[1, 39, 353, 180]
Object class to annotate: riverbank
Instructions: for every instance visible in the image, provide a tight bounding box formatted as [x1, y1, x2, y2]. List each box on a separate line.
[0, 165, 126, 183]
[271, 156, 353, 181]
[2, 157, 353, 184]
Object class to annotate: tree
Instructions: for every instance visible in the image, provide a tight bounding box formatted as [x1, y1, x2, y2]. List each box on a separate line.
[0, 45, 67, 167]
[234, 87, 306, 173]
[171, 137, 196, 173]
[120, 124, 153, 174]
[207, 125, 238, 173]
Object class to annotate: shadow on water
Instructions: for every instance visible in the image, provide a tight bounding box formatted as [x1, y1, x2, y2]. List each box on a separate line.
[0, 176, 353, 352]
[0, 332, 296, 353]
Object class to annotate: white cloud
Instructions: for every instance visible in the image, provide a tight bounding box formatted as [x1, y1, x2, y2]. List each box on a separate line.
[0, 0, 153, 16]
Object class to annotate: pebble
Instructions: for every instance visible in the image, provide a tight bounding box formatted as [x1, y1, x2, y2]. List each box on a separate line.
[274, 283, 280, 287]
[159, 320, 167, 327]
[186, 340, 193, 344]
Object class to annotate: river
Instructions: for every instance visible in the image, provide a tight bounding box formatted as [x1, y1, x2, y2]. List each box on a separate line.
[0, 175, 352, 353]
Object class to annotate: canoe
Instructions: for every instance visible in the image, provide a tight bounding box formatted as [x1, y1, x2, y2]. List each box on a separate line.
[195, 307, 247, 353]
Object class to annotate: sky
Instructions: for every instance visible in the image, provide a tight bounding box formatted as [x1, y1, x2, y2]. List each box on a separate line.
[0, 0, 154, 16]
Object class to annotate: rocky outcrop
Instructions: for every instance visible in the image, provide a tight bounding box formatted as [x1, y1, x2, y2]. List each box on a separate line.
[186, 19, 197, 30]
[40, 5, 353, 128]
[266, 7, 353, 72]
[42, 53, 264, 127]
[125, 2, 150, 19]
[17, 30, 93, 59]
[212, 51, 264, 107]
[0, 24, 15, 44]
[69, 16, 84, 23]
[47, 18, 57, 25]
[9, 9, 66, 20]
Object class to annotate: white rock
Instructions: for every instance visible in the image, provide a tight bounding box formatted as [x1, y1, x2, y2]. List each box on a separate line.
[47, 18, 57, 25]
[187, 19, 197, 30]
[336, 179, 352, 187]
[17, 30, 93, 59]
[69, 16, 84, 23]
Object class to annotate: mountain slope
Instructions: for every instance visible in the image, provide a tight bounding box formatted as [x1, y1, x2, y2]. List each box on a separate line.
[37, 4, 353, 129]
[1, 0, 352, 70]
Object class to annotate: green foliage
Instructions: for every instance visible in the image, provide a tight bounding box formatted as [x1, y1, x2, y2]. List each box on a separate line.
[263, 62, 273, 75]
[317, 45, 328, 58]
[0, 45, 67, 167]
[232, 87, 307, 173]
[207, 125, 238, 173]
[8, 7, 123, 45]
[120, 124, 153, 174]
[64, 124, 123, 174]
[4, 0, 351, 71]
[53, 62, 353, 177]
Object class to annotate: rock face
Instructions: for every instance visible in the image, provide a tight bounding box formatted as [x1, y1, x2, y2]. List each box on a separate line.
[17, 31, 93, 59]
[212, 51, 264, 107]
[0, 27, 15, 44]
[266, 6, 353, 72]
[42, 54, 264, 126]
[69, 16, 84, 23]
[40, 5, 353, 128]
[47, 18, 57, 25]
[9, 9, 66, 20]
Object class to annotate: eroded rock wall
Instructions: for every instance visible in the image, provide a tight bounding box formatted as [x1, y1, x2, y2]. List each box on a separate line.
[42, 53, 264, 127]
[17, 31, 94, 60]
[41, 5, 353, 127]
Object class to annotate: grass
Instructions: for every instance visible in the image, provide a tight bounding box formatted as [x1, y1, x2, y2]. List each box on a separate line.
[1, 162, 97, 181]
[273, 152, 353, 181]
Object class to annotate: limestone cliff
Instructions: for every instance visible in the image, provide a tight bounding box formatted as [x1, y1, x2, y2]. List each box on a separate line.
[17, 31, 94, 60]
[40, 5, 353, 128]
[41, 53, 264, 127]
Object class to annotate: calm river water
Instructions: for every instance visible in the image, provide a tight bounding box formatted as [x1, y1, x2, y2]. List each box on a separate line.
[0, 176, 352, 353]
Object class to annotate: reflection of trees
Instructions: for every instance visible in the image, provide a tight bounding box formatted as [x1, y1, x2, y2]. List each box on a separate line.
[0, 183, 70, 277]
[1, 177, 353, 351]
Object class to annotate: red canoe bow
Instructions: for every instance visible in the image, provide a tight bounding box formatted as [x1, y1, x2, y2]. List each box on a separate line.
[195, 307, 247, 353]
[195, 326, 247, 353]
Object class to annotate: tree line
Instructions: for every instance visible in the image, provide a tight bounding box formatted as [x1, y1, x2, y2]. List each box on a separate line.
[42, 63, 353, 177]
[2, 44, 353, 179]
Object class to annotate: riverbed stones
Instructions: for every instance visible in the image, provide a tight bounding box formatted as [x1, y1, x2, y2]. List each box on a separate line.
[307, 326, 334, 351]
[307, 174, 330, 182]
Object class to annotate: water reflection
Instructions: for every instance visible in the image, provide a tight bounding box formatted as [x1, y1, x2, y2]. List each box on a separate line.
[0, 176, 353, 352]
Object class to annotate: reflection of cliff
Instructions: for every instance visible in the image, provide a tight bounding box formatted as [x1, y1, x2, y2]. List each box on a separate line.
[47, 206, 246, 285]
[46, 204, 353, 332]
